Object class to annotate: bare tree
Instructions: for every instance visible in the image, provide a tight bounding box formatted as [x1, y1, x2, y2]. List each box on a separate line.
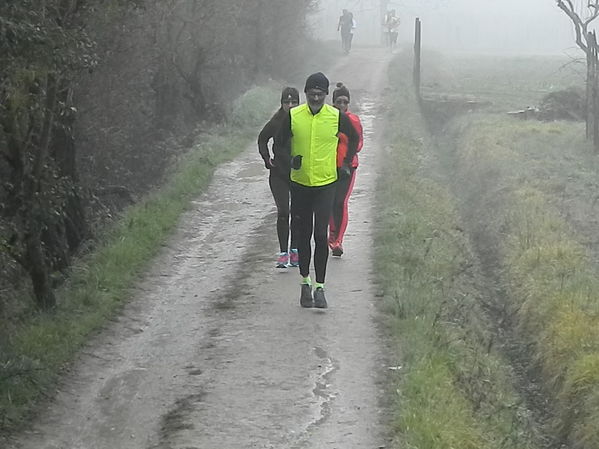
[1, 0, 318, 311]
[557, 0, 599, 149]
[0, 0, 97, 309]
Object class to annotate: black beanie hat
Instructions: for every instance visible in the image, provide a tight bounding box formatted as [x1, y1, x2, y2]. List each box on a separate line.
[332, 82, 350, 102]
[281, 86, 300, 103]
[304, 72, 329, 94]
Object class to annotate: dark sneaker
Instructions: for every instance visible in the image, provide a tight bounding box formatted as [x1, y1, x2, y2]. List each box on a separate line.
[331, 244, 344, 257]
[300, 284, 313, 308]
[313, 287, 328, 309]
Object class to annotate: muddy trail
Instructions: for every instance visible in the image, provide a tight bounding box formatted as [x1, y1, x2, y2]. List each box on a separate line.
[7, 49, 393, 449]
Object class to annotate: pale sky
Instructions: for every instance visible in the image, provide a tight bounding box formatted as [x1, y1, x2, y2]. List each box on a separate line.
[311, 0, 585, 54]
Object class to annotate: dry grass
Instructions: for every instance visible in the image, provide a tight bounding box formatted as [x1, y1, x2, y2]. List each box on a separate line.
[376, 55, 539, 449]
[449, 111, 599, 448]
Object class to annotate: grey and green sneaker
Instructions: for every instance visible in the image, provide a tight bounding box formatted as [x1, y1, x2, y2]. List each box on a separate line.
[313, 287, 328, 309]
[300, 283, 313, 308]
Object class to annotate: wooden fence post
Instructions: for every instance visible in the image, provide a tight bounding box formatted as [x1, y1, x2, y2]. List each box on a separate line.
[414, 18, 422, 98]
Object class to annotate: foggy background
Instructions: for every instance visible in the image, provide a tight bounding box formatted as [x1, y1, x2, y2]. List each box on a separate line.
[311, 0, 578, 55]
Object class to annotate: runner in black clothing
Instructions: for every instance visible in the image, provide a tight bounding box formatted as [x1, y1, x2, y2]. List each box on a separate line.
[276, 73, 359, 308]
[337, 9, 354, 54]
[258, 87, 300, 268]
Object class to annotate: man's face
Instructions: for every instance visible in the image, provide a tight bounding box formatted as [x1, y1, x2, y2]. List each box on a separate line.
[306, 88, 327, 111]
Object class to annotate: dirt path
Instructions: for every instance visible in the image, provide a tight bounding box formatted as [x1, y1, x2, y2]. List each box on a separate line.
[8, 48, 393, 449]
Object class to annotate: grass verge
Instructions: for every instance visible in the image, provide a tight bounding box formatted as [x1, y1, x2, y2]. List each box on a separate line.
[376, 54, 541, 449]
[0, 83, 279, 433]
[447, 114, 599, 449]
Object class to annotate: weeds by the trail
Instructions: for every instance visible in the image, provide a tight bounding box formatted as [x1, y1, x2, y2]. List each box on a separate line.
[381, 48, 599, 449]
[449, 114, 599, 449]
[376, 55, 540, 449]
[0, 84, 279, 433]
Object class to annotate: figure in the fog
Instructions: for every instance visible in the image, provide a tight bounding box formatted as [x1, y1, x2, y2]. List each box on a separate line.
[337, 9, 355, 54]
[277, 72, 359, 309]
[257, 87, 300, 268]
[384, 9, 400, 50]
[329, 82, 363, 257]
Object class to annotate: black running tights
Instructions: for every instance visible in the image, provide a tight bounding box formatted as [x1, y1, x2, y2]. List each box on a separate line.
[290, 181, 336, 283]
[269, 172, 296, 253]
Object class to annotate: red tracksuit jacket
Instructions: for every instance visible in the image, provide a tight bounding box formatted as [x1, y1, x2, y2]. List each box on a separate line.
[336, 111, 363, 168]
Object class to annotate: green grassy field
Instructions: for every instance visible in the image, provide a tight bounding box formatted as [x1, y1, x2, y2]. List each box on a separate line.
[377, 49, 599, 448]
[446, 111, 599, 449]
[421, 51, 583, 110]
[376, 55, 541, 449]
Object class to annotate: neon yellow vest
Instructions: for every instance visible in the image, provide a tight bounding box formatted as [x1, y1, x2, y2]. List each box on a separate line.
[290, 104, 340, 187]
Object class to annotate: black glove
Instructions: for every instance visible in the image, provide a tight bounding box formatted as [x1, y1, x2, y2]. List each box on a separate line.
[291, 155, 303, 170]
[264, 158, 275, 170]
[338, 163, 351, 179]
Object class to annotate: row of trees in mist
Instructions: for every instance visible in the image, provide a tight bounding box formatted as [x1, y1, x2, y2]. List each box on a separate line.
[0, 0, 316, 310]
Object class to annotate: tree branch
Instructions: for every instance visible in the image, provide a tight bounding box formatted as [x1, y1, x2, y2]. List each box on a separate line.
[584, 0, 599, 26]
[557, 0, 588, 52]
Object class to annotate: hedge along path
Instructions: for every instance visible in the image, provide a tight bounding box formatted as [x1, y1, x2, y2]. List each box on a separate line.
[376, 55, 541, 449]
[452, 116, 599, 449]
[0, 85, 279, 434]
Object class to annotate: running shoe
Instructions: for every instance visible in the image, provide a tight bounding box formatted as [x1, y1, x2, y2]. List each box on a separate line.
[313, 287, 328, 309]
[300, 284, 313, 308]
[289, 249, 299, 267]
[331, 244, 344, 257]
[276, 252, 289, 268]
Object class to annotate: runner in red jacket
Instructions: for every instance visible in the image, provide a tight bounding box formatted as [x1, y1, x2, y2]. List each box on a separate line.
[329, 82, 363, 257]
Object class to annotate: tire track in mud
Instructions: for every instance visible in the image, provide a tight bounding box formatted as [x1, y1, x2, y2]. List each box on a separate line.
[461, 210, 555, 448]
[289, 346, 339, 449]
[421, 101, 558, 448]
[8, 48, 393, 449]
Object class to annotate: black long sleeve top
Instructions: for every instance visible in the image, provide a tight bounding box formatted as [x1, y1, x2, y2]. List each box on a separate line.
[257, 111, 289, 177]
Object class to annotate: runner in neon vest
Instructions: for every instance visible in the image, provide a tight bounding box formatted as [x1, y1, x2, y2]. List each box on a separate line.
[276, 72, 359, 309]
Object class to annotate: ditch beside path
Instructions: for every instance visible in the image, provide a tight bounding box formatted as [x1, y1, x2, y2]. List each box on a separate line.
[8, 48, 393, 449]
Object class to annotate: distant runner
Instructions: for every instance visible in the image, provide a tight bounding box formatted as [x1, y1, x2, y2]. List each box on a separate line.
[329, 82, 363, 257]
[257, 87, 300, 268]
[384, 9, 400, 50]
[276, 72, 359, 308]
[337, 9, 355, 54]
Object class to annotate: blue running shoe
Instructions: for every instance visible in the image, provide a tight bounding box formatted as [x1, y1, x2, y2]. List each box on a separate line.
[289, 249, 299, 267]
